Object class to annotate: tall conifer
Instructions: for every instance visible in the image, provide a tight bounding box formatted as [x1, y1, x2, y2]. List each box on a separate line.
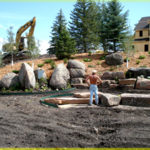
[49, 9, 76, 59]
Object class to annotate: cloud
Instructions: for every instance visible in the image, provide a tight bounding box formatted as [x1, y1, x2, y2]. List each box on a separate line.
[38, 40, 49, 55]
[0, 24, 4, 29]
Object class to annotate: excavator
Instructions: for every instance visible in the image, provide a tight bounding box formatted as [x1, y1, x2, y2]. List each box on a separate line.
[16, 17, 36, 51]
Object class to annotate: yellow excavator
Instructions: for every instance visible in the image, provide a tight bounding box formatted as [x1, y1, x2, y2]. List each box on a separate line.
[16, 17, 36, 51]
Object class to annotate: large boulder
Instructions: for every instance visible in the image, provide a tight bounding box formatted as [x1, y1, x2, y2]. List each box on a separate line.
[101, 93, 121, 106]
[19, 63, 36, 89]
[49, 63, 70, 89]
[34, 69, 47, 80]
[105, 53, 123, 66]
[69, 68, 85, 78]
[121, 93, 150, 107]
[0, 73, 20, 89]
[126, 68, 150, 78]
[71, 78, 83, 84]
[67, 60, 86, 84]
[101, 71, 125, 80]
[67, 60, 85, 70]
[135, 77, 150, 90]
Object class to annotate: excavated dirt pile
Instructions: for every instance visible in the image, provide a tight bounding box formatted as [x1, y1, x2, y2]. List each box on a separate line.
[0, 94, 150, 147]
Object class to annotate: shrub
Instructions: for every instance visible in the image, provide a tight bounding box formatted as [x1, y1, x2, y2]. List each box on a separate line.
[12, 70, 19, 74]
[124, 57, 130, 62]
[140, 65, 147, 68]
[109, 67, 114, 71]
[44, 59, 53, 64]
[88, 65, 95, 68]
[50, 61, 56, 69]
[99, 55, 106, 60]
[148, 51, 150, 55]
[138, 55, 146, 59]
[27, 62, 32, 66]
[97, 61, 101, 65]
[63, 58, 68, 64]
[83, 58, 92, 62]
[25, 88, 33, 92]
[37, 63, 44, 68]
[88, 51, 92, 56]
[136, 60, 140, 64]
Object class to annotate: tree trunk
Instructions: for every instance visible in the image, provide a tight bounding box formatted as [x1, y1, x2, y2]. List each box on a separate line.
[113, 40, 116, 52]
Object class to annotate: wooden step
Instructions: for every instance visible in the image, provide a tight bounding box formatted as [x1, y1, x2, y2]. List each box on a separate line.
[44, 97, 94, 105]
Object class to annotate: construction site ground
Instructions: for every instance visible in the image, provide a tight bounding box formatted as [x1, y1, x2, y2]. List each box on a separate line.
[0, 91, 150, 147]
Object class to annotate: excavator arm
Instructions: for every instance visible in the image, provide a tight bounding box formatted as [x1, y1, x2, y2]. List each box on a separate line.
[16, 17, 36, 50]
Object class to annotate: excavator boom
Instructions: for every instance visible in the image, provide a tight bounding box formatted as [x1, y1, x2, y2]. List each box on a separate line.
[16, 17, 36, 50]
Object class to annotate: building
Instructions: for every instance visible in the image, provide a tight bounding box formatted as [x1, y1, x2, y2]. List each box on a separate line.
[133, 16, 150, 52]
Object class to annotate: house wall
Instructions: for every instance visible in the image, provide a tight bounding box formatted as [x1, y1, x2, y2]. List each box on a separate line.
[135, 29, 149, 39]
[133, 41, 150, 52]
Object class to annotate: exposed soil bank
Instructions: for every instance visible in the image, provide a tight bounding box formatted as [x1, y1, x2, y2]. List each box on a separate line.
[0, 94, 150, 147]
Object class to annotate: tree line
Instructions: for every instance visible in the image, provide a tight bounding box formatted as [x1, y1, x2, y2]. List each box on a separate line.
[48, 0, 131, 59]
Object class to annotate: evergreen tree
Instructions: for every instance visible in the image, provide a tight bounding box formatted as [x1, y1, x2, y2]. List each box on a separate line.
[99, 0, 128, 52]
[70, 0, 99, 53]
[49, 9, 76, 59]
[99, 2, 109, 52]
[107, 0, 128, 52]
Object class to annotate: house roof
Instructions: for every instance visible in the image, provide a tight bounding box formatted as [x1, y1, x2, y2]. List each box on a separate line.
[135, 16, 150, 30]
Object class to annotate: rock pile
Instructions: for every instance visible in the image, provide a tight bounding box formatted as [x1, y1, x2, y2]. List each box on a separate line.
[67, 60, 86, 84]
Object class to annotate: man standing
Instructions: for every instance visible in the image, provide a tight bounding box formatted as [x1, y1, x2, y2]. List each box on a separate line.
[86, 70, 102, 105]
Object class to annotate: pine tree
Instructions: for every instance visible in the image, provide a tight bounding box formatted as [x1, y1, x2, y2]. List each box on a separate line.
[99, 2, 109, 52]
[49, 9, 76, 59]
[107, 0, 128, 52]
[70, 0, 99, 53]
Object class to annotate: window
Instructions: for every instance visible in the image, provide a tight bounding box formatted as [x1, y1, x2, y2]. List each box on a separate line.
[139, 31, 143, 37]
[132, 45, 134, 49]
[145, 45, 148, 52]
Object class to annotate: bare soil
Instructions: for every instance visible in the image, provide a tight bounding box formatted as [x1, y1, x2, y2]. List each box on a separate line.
[0, 93, 150, 147]
[1, 51, 150, 79]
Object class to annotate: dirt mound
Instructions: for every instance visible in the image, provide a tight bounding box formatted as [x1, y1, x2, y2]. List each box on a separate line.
[0, 94, 150, 147]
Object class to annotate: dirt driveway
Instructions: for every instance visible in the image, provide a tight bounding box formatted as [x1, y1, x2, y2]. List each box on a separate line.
[0, 94, 150, 147]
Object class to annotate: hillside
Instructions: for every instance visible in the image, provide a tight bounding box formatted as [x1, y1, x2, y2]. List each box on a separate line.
[0, 51, 150, 80]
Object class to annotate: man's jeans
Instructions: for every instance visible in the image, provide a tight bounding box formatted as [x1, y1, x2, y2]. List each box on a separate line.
[89, 84, 99, 105]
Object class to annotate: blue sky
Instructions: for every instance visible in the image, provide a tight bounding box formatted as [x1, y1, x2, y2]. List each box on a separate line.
[0, 1, 150, 54]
